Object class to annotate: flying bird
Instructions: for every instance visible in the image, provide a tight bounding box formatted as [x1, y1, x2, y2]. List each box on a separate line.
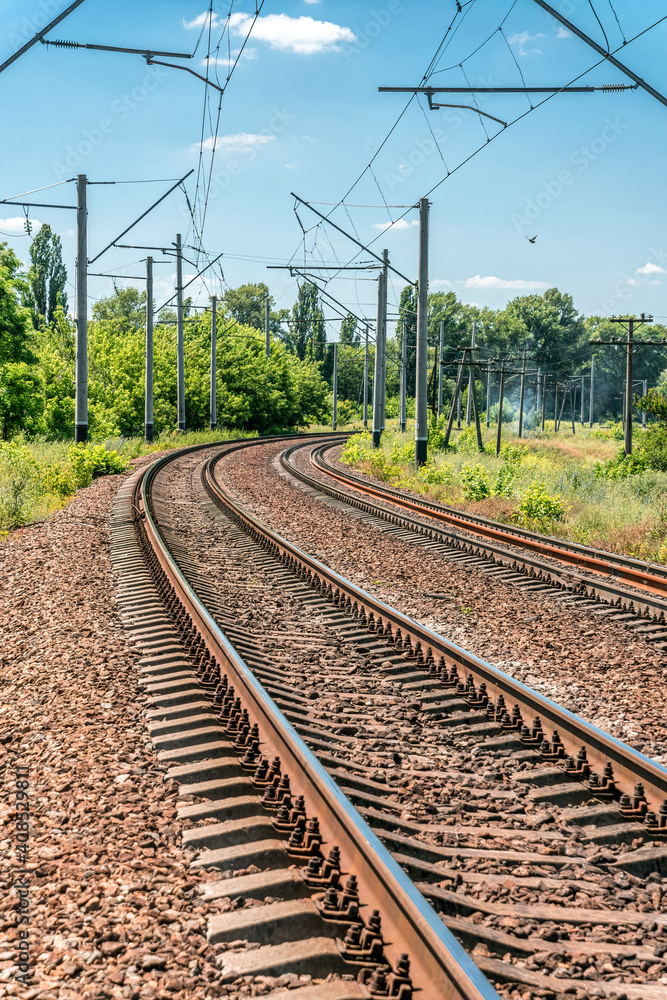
[526, 235, 537, 244]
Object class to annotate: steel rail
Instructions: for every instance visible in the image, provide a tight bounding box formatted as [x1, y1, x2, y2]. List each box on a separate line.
[137, 436, 501, 1000]
[205, 446, 667, 825]
[311, 442, 667, 602]
[279, 440, 667, 623]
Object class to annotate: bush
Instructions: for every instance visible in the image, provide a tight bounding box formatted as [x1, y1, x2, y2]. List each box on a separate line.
[418, 462, 454, 485]
[456, 427, 482, 454]
[367, 449, 400, 482]
[0, 442, 43, 531]
[67, 443, 127, 488]
[460, 463, 491, 501]
[513, 481, 565, 527]
[644, 424, 667, 472]
[594, 447, 648, 480]
[340, 433, 371, 466]
[391, 439, 415, 465]
[494, 463, 520, 498]
[499, 442, 528, 465]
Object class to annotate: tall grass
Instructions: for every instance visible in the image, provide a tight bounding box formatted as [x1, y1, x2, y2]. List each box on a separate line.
[340, 420, 667, 564]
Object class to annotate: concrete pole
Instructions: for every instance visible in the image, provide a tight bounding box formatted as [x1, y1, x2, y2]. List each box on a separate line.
[443, 350, 467, 450]
[517, 348, 527, 438]
[75, 173, 88, 443]
[625, 320, 634, 456]
[580, 374, 585, 424]
[589, 358, 594, 427]
[642, 378, 648, 429]
[332, 342, 338, 430]
[145, 256, 154, 442]
[495, 360, 506, 458]
[363, 325, 369, 428]
[437, 320, 444, 418]
[210, 296, 217, 431]
[176, 233, 185, 431]
[414, 197, 429, 467]
[541, 376, 546, 431]
[265, 296, 270, 359]
[371, 254, 388, 447]
[554, 383, 559, 432]
[486, 365, 491, 428]
[399, 322, 407, 434]
[466, 321, 477, 425]
[379, 250, 388, 433]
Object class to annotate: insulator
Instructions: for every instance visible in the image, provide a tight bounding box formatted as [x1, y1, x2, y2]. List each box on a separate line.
[48, 39, 80, 48]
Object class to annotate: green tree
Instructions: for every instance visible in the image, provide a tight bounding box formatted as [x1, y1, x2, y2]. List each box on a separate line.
[27, 223, 68, 325]
[340, 312, 360, 345]
[93, 286, 146, 330]
[0, 244, 43, 438]
[283, 282, 325, 361]
[223, 282, 288, 335]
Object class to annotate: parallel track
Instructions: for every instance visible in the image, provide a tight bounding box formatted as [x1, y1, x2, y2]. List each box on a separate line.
[112, 435, 667, 999]
[279, 439, 667, 634]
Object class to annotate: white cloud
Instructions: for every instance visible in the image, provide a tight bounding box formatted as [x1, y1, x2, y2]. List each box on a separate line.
[430, 279, 453, 289]
[463, 275, 549, 290]
[201, 48, 257, 68]
[184, 11, 222, 30]
[197, 132, 276, 154]
[507, 30, 545, 56]
[371, 219, 418, 231]
[556, 26, 572, 38]
[637, 262, 666, 275]
[229, 12, 356, 54]
[0, 216, 42, 234]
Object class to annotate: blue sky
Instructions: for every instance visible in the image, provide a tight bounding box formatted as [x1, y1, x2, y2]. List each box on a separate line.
[1, 0, 666, 337]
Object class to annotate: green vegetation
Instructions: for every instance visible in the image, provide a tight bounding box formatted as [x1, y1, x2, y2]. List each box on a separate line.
[340, 420, 667, 564]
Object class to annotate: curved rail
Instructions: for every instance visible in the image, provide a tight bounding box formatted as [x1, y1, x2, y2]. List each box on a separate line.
[312, 441, 667, 600]
[205, 444, 667, 827]
[133, 435, 501, 1000]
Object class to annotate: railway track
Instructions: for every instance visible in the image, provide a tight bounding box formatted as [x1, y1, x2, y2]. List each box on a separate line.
[277, 439, 667, 644]
[111, 435, 667, 1000]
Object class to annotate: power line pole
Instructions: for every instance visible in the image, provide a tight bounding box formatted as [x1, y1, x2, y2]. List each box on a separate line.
[443, 349, 468, 450]
[541, 375, 546, 431]
[145, 256, 154, 442]
[371, 251, 388, 448]
[437, 320, 444, 418]
[517, 347, 527, 438]
[495, 360, 506, 457]
[591, 314, 655, 456]
[486, 364, 492, 428]
[175, 233, 185, 431]
[265, 296, 270, 359]
[554, 382, 559, 433]
[210, 295, 217, 431]
[466, 321, 477, 426]
[589, 358, 595, 428]
[332, 342, 338, 430]
[75, 173, 88, 444]
[399, 322, 407, 433]
[642, 379, 648, 429]
[363, 325, 369, 429]
[415, 198, 429, 466]
[536, 366, 541, 416]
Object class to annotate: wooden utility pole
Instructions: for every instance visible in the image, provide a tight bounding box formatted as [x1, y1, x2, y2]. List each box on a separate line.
[495, 360, 506, 457]
[399, 322, 407, 433]
[210, 296, 217, 431]
[414, 198, 429, 467]
[591, 314, 656, 455]
[145, 256, 154, 442]
[466, 322, 477, 426]
[517, 347, 527, 438]
[371, 251, 388, 447]
[443, 349, 468, 450]
[75, 173, 88, 443]
[437, 320, 444, 418]
[175, 233, 185, 431]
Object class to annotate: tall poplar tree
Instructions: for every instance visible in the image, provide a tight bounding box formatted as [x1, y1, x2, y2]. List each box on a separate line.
[28, 224, 68, 325]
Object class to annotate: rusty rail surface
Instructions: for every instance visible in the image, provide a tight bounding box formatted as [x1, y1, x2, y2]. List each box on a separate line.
[137, 436, 502, 1000]
[311, 440, 667, 603]
[204, 444, 667, 826]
